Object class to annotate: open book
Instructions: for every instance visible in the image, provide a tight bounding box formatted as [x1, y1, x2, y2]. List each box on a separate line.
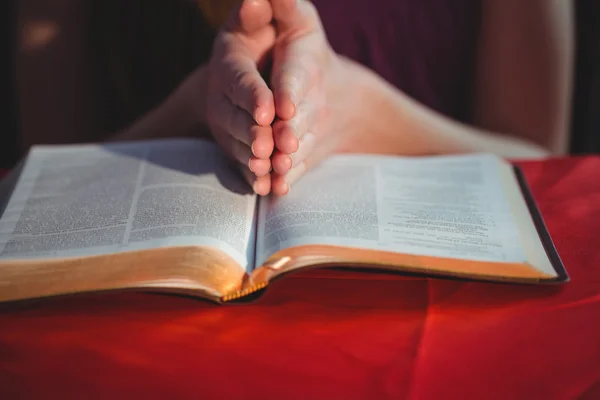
[0, 139, 567, 303]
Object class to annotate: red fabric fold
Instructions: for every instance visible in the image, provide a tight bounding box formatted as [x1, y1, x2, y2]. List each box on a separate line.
[0, 156, 599, 399]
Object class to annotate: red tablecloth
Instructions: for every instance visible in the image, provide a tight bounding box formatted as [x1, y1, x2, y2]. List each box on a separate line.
[1, 156, 599, 399]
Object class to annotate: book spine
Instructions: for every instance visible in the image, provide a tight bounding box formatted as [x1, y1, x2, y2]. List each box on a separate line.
[221, 281, 268, 302]
[221, 260, 289, 302]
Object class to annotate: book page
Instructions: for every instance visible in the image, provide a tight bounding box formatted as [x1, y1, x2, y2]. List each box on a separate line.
[256, 153, 553, 275]
[0, 139, 257, 272]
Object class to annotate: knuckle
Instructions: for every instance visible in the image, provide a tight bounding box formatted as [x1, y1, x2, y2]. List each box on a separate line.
[228, 109, 243, 137]
[221, 103, 239, 136]
[232, 139, 252, 165]
[286, 116, 299, 134]
[231, 70, 255, 107]
[205, 99, 221, 127]
[231, 111, 253, 145]
[222, 113, 235, 137]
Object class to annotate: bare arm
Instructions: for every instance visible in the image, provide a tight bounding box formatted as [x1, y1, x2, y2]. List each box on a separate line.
[339, 1, 574, 159]
[472, 0, 574, 155]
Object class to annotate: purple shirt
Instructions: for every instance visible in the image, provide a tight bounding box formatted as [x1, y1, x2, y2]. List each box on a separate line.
[314, 0, 481, 122]
[1, 0, 483, 168]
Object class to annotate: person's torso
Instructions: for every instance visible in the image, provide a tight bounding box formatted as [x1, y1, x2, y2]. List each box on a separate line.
[314, 0, 481, 121]
[96, 0, 481, 129]
[3, 0, 482, 167]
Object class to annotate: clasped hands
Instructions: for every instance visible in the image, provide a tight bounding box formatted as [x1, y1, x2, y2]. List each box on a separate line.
[205, 0, 355, 196]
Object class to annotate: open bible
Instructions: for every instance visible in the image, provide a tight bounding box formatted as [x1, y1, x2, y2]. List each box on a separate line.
[0, 139, 567, 303]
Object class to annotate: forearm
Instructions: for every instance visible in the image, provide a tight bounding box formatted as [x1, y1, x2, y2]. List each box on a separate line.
[344, 58, 551, 159]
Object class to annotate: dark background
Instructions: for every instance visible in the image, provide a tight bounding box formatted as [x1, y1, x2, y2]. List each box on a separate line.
[0, 1, 598, 169]
[570, 1, 600, 154]
[1, 0, 18, 168]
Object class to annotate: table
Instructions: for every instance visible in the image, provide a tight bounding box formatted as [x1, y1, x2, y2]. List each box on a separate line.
[1, 156, 599, 399]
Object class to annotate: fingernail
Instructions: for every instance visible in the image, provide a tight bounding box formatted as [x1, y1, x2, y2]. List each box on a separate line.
[248, 157, 261, 173]
[254, 107, 272, 126]
[290, 134, 300, 154]
[251, 141, 257, 157]
[254, 108, 264, 126]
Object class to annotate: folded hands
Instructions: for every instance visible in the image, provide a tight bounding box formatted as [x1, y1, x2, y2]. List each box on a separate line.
[205, 0, 360, 196]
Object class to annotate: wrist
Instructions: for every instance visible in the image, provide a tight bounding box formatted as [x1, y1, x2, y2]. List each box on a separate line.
[331, 56, 420, 154]
[332, 57, 552, 159]
[342, 58, 450, 156]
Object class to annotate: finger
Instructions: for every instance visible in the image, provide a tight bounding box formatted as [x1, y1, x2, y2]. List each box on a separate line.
[230, 139, 272, 176]
[219, 54, 275, 126]
[250, 157, 272, 176]
[273, 100, 316, 154]
[272, 132, 316, 175]
[271, 38, 324, 122]
[286, 160, 309, 187]
[271, 58, 307, 120]
[270, 0, 316, 34]
[232, 0, 274, 35]
[241, 165, 272, 196]
[213, 132, 270, 183]
[271, 152, 292, 176]
[270, 172, 290, 196]
[290, 131, 317, 167]
[271, 159, 307, 196]
[272, 132, 326, 196]
[269, 0, 323, 121]
[271, 158, 308, 196]
[213, 94, 274, 158]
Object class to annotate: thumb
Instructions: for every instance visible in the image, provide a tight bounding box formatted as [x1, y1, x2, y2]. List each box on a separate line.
[270, 0, 320, 36]
[225, 0, 274, 35]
